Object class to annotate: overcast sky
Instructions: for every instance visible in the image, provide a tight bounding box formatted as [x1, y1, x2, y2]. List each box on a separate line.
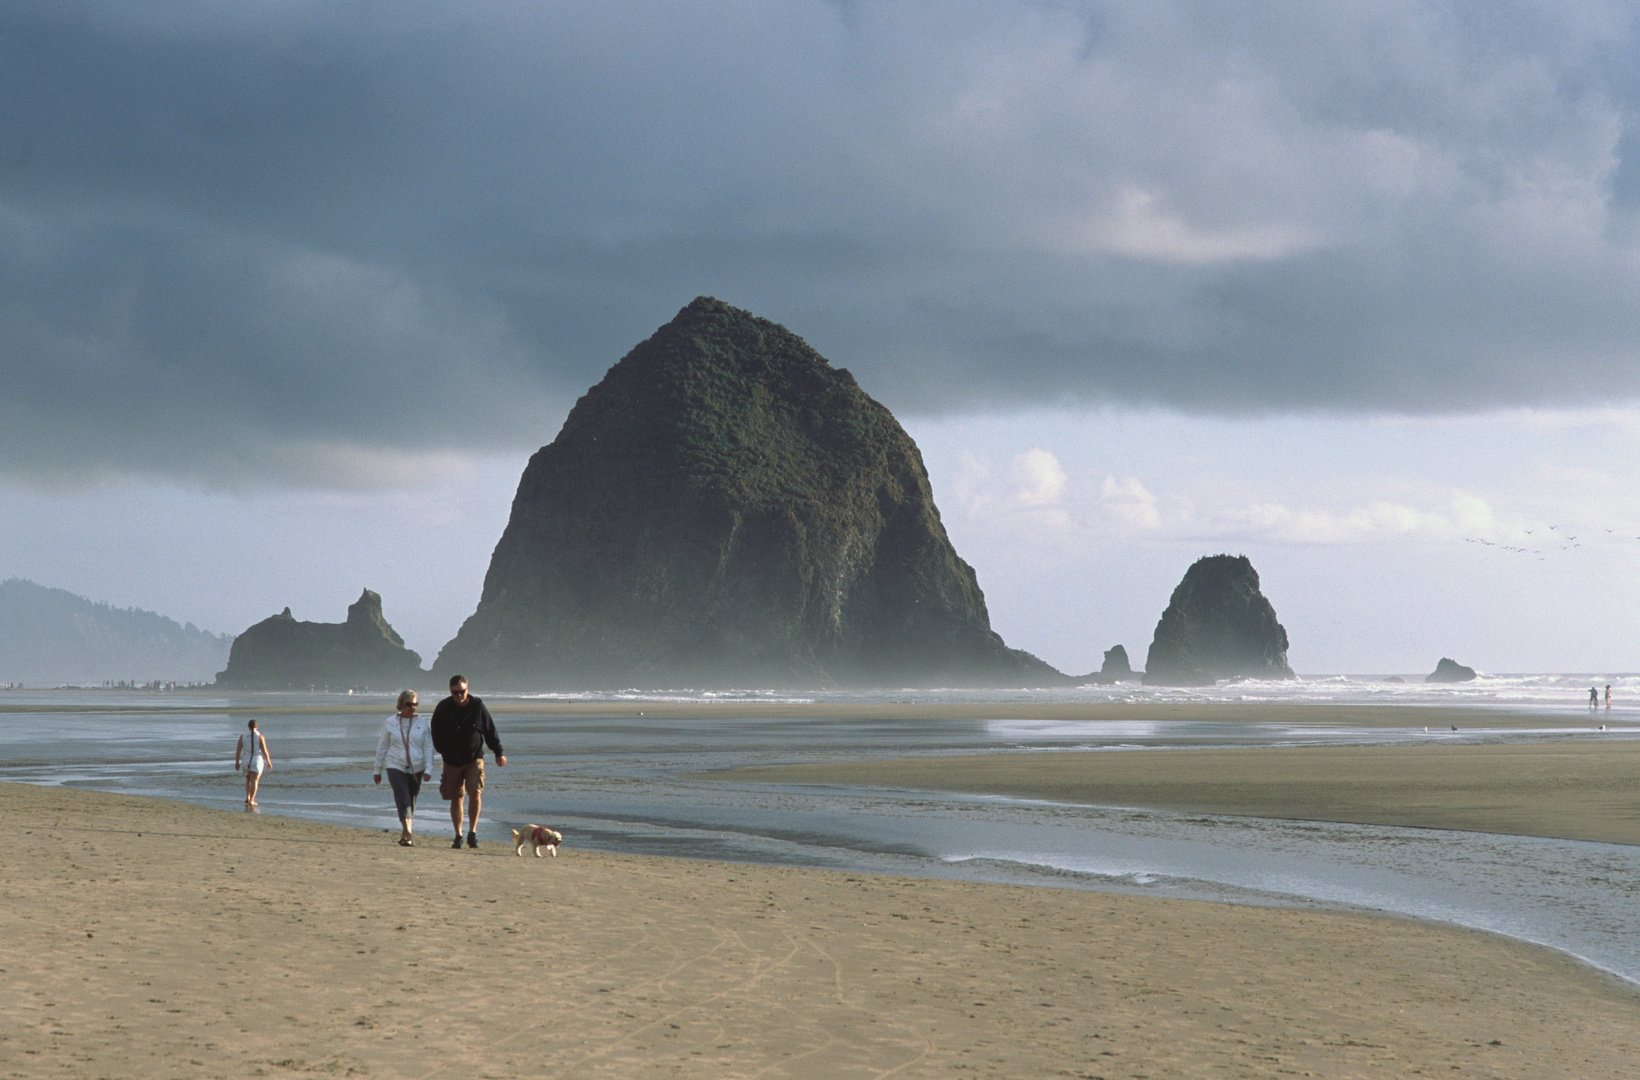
[5, 2, 1640, 676]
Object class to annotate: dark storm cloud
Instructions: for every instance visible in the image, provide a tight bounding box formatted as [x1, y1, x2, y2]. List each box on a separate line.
[4, 1, 1640, 483]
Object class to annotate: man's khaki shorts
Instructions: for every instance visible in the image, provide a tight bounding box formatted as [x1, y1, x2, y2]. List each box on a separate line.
[439, 760, 485, 800]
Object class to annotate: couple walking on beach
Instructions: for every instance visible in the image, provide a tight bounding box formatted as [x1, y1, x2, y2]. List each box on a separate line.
[373, 675, 507, 847]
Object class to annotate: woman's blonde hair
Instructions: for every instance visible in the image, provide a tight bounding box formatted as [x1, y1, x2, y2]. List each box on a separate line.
[396, 689, 418, 709]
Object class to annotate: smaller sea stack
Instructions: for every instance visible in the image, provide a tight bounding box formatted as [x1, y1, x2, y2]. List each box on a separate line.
[1143, 555, 1294, 686]
[1102, 644, 1135, 679]
[1424, 658, 1477, 683]
[1082, 644, 1135, 684]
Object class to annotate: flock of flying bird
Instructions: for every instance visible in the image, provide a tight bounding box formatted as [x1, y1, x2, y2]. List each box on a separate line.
[1461, 524, 1632, 560]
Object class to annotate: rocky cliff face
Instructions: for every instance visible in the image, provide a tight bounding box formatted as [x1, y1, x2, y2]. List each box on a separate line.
[1143, 555, 1294, 686]
[435, 297, 1059, 689]
[215, 589, 424, 690]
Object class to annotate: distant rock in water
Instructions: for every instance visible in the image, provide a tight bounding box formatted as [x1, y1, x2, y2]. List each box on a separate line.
[435, 297, 1060, 689]
[1076, 644, 1137, 684]
[215, 589, 423, 691]
[1143, 555, 1295, 687]
[1424, 658, 1477, 683]
[0, 577, 233, 685]
[1100, 644, 1135, 680]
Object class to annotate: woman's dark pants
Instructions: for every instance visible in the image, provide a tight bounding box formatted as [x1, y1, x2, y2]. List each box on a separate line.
[387, 768, 421, 822]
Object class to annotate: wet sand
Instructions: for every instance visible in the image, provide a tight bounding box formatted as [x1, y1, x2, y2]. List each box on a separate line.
[3, 781, 1636, 1078]
[480, 700, 1581, 723]
[714, 738, 1640, 847]
[1, 698, 1608, 730]
[474, 701, 1614, 729]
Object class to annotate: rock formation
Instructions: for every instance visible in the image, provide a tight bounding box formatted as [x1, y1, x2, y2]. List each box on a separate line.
[1424, 658, 1477, 683]
[1099, 644, 1135, 681]
[215, 589, 424, 690]
[1076, 644, 1137, 684]
[1142, 555, 1295, 686]
[435, 297, 1060, 689]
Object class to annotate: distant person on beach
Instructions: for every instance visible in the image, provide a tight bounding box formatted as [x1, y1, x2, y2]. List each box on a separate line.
[235, 719, 272, 807]
[1590, 687, 1600, 710]
[1605, 684, 1612, 709]
[430, 675, 506, 849]
[374, 690, 435, 846]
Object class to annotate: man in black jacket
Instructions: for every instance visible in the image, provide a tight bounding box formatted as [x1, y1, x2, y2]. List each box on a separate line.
[430, 675, 506, 849]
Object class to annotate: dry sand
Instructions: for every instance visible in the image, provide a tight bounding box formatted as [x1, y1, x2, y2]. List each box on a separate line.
[2, 782, 1636, 1079]
[714, 738, 1640, 847]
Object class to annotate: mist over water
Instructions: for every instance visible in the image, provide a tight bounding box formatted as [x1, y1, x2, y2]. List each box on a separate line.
[507, 670, 1640, 709]
[3, 677, 1637, 985]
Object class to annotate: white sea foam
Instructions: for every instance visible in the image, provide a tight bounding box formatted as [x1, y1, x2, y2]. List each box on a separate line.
[509, 690, 820, 705]
[500, 671, 1640, 712]
[833, 672, 1640, 710]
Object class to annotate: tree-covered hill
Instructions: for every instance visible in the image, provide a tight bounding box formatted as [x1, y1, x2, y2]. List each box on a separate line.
[0, 578, 233, 685]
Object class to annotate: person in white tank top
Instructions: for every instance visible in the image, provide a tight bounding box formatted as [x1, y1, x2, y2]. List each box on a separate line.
[235, 719, 272, 808]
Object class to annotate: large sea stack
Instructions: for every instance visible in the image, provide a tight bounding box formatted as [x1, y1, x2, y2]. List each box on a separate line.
[1143, 555, 1295, 686]
[435, 297, 1059, 689]
[215, 589, 424, 690]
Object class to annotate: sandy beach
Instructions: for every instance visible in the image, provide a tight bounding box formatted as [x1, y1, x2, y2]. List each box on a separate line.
[714, 738, 1640, 847]
[2, 781, 1636, 1079]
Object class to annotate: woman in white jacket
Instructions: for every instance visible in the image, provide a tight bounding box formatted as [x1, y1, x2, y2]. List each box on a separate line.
[374, 689, 435, 846]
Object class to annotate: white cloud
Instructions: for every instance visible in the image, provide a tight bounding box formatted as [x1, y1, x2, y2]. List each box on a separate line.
[1010, 448, 1066, 506]
[1211, 499, 1453, 545]
[934, 432, 1505, 549]
[1099, 474, 1161, 529]
[1449, 494, 1495, 533]
[1080, 186, 1322, 264]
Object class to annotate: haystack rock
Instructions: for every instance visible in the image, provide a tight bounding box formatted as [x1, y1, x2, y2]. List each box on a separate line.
[214, 589, 424, 690]
[435, 297, 1060, 689]
[1424, 658, 1477, 683]
[1142, 555, 1295, 686]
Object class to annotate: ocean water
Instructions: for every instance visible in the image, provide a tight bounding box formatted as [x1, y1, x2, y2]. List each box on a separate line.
[3, 674, 1637, 985]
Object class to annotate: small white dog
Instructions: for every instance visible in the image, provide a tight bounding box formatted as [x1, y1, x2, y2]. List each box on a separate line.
[511, 824, 563, 858]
